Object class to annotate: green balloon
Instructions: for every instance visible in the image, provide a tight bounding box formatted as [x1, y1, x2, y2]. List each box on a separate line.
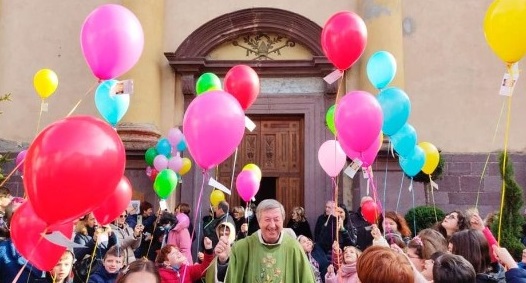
[326, 104, 336, 135]
[145, 147, 158, 166]
[154, 169, 178, 199]
[196, 72, 221, 95]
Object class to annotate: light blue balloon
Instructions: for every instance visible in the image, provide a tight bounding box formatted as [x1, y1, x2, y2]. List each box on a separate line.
[366, 51, 397, 89]
[94, 80, 130, 126]
[156, 138, 172, 157]
[377, 87, 411, 136]
[176, 139, 187, 152]
[399, 145, 425, 177]
[390, 123, 417, 158]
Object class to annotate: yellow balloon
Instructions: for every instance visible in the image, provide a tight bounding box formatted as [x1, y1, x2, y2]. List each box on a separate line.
[419, 142, 439, 175]
[210, 189, 226, 206]
[484, 0, 526, 64]
[242, 163, 262, 180]
[34, 69, 59, 99]
[178, 158, 192, 175]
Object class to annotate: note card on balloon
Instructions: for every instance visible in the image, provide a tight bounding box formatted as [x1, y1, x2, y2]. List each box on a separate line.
[499, 63, 519, 97]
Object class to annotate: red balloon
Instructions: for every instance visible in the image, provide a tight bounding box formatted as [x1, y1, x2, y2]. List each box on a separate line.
[224, 65, 260, 110]
[93, 176, 133, 225]
[321, 11, 367, 70]
[11, 201, 74, 271]
[24, 115, 126, 226]
[361, 200, 381, 224]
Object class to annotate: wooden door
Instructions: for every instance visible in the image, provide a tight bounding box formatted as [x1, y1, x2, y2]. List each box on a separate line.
[218, 115, 304, 223]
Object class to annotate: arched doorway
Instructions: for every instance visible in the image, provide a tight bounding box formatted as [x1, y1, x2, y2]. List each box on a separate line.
[165, 7, 337, 224]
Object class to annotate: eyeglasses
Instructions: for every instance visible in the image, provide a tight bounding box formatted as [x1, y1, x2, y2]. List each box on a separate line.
[119, 215, 127, 218]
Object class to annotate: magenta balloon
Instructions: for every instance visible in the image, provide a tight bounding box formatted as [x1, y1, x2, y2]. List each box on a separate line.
[340, 133, 383, 167]
[183, 90, 245, 170]
[318, 140, 347, 177]
[80, 4, 144, 80]
[236, 170, 260, 202]
[15, 150, 27, 174]
[335, 90, 383, 152]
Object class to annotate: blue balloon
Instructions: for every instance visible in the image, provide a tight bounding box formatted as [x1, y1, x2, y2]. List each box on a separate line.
[366, 51, 397, 89]
[377, 87, 411, 136]
[390, 123, 417, 157]
[94, 80, 130, 126]
[156, 138, 172, 157]
[176, 139, 187, 152]
[399, 145, 425, 177]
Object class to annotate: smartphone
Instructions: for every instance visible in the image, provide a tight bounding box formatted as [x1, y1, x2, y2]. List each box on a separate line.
[137, 215, 143, 226]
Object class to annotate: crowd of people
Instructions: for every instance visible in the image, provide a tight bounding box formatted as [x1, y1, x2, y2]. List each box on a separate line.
[2, 185, 526, 282]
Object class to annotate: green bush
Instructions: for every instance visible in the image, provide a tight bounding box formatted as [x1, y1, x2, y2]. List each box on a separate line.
[405, 205, 445, 235]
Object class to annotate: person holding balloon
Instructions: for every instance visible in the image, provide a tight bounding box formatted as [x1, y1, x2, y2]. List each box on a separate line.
[348, 197, 381, 252]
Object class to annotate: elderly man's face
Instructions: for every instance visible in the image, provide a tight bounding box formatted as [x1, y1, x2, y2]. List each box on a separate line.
[258, 208, 283, 244]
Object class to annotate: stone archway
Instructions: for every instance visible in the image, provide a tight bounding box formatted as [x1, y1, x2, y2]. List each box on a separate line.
[165, 7, 337, 224]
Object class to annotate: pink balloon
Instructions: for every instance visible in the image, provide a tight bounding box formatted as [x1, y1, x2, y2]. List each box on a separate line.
[318, 140, 347, 177]
[236, 170, 260, 202]
[183, 90, 245, 170]
[80, 4, 144, 80]
[168, 154, 183, 172]
[321, 11, 367, 70]
[340, 133, 383, 167]
[335, 90, 383, 152]
[153, 154, 169, 171]
[167, 127, 184, 146]
[15, 150, 27, 174]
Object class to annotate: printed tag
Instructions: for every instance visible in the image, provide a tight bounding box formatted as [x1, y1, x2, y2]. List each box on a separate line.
[208, 177, 231, 195]
[113, 80, 134, 95]
[43, 231, 85, 248]
[499, 63, 519, 96]
[41, 102, 49, 112]
[245, 116, 256, 132]
[159, 199, 168, 211]
[430, 179, 439, 190]
[323, 69, 343, 84]
[344, 159, 363, 178]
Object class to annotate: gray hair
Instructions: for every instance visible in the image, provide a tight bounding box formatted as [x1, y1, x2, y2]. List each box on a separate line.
[256, 199, 285, 220]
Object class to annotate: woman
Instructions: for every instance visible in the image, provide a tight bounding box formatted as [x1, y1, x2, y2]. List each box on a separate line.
[231, 206, 245, 239]
[110, 211, 143, 266]
[156, 237, 214, 283]
[449, 229, 505, 282]
[167, 212, 193, 264]
[380, 211, 412, 244]
[47, 250, 75, 283]
[116, 258, 160, 283]
[434, 210, 467, 240]
[286, 206, 313, 239]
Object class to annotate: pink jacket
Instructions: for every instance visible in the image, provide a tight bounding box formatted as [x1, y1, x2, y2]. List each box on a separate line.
[167, 213, 193, 263]
[325, 262, 358, 283]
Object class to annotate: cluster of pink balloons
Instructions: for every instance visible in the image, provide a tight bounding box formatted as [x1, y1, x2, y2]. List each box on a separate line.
[183, 65, 260, 171]
[12, 116, 131, 271]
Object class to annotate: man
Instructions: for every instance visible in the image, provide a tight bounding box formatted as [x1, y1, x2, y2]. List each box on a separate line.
[210, 199, 315, 282]
[203, 200, 235, 247]
[349, 196, 376, 251]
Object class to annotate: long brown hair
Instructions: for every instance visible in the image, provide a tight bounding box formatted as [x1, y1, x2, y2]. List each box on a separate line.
[382, 211, 412, 238]
[450, 229, 491, 274]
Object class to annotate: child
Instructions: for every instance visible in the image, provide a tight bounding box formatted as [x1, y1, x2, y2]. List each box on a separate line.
[88, 246, 125, 283]
[326, 246, 361, 283]
[47, 250, 75, 283]
[297, 235, 324, 283]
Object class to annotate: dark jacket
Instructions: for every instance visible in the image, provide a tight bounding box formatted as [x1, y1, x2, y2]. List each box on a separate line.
[0, 240, 47, 283]
[87, 265, 119, 283]
[286, 219, 313, 239]
[505, 268, 526, 283]
[348, 208, 374, 251]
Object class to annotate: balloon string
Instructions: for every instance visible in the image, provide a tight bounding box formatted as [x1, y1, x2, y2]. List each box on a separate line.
[66, 80, 99, 117]
[497, 64, 514, 244]
[334, 70, 345, 106]
[229, 147, 239, 193]
[395, 171, 405, 213]
[429, 175, 438, 223]
[476, 99, 506, 207]
[11, 261, 29, 283]
[411, 179, 416, 235]
[145, 207, 161, 261]
[11, 228, 48, 283]
[382, 141, 390, 216]
[85, 243, 99, 283]
[35, 100, 44, 137]
[367, 167, 382, 220]
[0, 162, 22, 187]
[192, 169, 208, 264]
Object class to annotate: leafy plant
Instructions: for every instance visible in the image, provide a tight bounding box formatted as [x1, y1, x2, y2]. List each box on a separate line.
[405, 205, 446, 235]
[490, 152, 524, 260]
[0, 93, 12, 180]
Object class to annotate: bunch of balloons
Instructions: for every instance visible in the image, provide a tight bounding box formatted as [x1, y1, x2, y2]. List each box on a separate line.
[236, 164, 262, 202]
[12, 115, 130, 271]
[183, 65, 260, 171]
[145, 127, 190, 199]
